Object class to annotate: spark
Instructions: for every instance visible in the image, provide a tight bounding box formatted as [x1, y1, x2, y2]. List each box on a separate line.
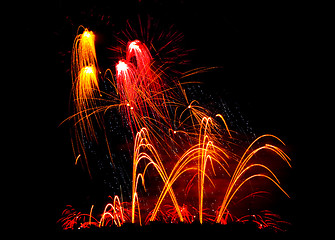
[116, 59, 130, 73]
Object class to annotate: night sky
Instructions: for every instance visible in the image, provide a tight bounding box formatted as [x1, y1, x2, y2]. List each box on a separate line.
[51, 0, 305, 232]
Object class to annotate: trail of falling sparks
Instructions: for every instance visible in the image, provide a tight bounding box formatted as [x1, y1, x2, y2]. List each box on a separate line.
[69, 27, 101, 177]
[71, 27, 100, 135]
[61, 25, 293, 231]
[116, 39, 173, 138]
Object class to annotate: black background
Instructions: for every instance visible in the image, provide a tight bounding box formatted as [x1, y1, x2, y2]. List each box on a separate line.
[46, 0, 308, 233]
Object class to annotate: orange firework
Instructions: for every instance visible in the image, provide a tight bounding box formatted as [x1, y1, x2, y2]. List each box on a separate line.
[131, 128, 183, 224]
[71, 27, 100, 140]
[73, 66, 100, 139]
[71, 27, 97, 80]
[131, 121, 291, 225]
[70, 27, 102, 177]
[148, 117, 230, 223]
[99, 195, 126, 227]
[215, 134, 291, 223]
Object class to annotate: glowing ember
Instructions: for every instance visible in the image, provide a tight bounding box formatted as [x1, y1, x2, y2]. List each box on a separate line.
[116, 60, 130, 73]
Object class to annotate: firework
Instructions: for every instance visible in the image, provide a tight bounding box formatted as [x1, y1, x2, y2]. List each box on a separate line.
[115, 39, 173, 138]
[67, 27, 102, 176]
[60, 24, 292, 232]
[131, 128, 183, 224]
[215, 134, 291, 223]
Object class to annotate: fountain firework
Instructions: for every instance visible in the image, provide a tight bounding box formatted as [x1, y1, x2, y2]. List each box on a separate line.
[58, 25, 292, 232]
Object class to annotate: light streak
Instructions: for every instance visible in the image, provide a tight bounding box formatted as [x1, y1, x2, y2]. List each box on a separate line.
[147, 117, 230, 223]
[131, 128, 183, 224]
[100, 195, 125, 227]
[215, 135, 291, 223]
